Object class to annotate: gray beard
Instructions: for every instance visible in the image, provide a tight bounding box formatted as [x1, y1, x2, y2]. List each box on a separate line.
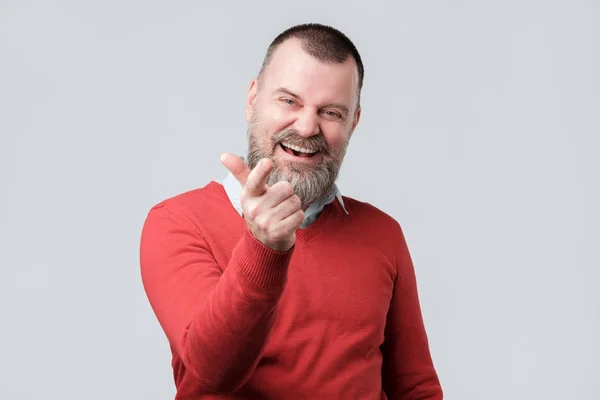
[246, 129, 347, 207]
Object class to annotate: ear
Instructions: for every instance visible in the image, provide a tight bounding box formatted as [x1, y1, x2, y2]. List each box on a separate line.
[245, 78, 259, 122]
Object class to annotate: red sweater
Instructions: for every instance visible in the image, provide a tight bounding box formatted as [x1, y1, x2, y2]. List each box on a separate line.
[139, 181, 442, 399]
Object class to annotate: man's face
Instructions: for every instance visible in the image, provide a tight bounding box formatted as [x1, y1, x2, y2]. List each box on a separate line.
[245, 38, 361, 207]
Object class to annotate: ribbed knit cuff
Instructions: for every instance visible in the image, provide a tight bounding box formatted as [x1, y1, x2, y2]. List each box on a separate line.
[233, 229, 293, 288]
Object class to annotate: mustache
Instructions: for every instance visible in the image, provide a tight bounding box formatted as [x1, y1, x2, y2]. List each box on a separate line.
[272, 129, 329, 154]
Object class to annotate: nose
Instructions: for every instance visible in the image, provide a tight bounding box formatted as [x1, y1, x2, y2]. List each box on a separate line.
[294, 109, 320, 138]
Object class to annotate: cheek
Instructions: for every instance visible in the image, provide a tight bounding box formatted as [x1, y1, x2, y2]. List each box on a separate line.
[258, 101, 295, 132]
[322, 127, 350, 149]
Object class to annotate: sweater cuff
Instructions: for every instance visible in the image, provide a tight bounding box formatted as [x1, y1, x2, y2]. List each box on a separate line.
[233, 229, 293, 288]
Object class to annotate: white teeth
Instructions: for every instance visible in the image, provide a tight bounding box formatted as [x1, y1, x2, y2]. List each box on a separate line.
[281, 142, 317, 154]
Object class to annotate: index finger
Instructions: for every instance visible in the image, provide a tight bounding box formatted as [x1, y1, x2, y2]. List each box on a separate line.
[244, 158, 273, 197]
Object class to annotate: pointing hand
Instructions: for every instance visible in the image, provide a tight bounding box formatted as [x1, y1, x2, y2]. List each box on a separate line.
[220, 153, 304, 252]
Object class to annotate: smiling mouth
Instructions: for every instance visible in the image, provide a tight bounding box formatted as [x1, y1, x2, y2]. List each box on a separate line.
[279, 142, 320, 158]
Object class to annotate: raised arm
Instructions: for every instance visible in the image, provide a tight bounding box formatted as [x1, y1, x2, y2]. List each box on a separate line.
[140, 205, 292, 392]
[139, 154, 305, 393]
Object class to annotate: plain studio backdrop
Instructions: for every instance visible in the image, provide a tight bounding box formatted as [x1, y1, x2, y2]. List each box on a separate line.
[1, 1, 598, 399]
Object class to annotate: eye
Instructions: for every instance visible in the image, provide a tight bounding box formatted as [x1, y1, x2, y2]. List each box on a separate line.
[282, 98, 296, 106]
[324, 110, 343, 119]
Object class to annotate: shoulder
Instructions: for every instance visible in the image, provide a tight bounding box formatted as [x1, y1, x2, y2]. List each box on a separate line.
[338, 194, 407, 247]
[154, 180, 225, 209]
[336, 195, 412, 274]
[143, 181, 232, 230]
[341, 195, 403, 233]
[339, 194, 410, 250]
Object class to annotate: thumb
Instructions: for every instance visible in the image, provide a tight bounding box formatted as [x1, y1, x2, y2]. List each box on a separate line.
[220, 153, 250, 187]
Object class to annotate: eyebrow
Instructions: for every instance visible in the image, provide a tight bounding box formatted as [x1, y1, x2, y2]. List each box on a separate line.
[274, 87, 350, 114]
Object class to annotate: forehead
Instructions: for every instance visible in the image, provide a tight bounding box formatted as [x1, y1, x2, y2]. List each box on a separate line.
[262, 39, 359, 105]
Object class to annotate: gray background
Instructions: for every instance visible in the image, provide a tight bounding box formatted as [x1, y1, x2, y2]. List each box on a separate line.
[1, 1, 598, 399]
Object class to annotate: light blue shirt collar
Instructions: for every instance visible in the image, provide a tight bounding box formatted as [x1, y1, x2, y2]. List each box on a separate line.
[219, 168, 348, 229]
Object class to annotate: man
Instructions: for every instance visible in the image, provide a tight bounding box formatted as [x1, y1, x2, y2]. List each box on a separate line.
[140, 23, 443, 399]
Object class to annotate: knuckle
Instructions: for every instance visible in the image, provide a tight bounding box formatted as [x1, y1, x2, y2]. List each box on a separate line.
[282, 183, 294, 197]
[246, 204, 259, 219]
[269, 222, 288, 238]
[270, 228, 284, 243]
[273, 181, 293, 197]
[256, 216, 270, 231]
[269, 231, 281, 242]
[290, 195, 301, 209]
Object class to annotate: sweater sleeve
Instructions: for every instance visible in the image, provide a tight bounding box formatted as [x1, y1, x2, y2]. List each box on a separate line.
[139, 203, 292, 393]
[381, 223, 443, 399]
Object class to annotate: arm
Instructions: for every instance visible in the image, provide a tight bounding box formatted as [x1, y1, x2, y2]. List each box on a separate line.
[381, 224, 443, 399]
[139, 203, 292, 393]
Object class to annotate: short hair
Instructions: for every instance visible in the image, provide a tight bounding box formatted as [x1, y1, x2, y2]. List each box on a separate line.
[258, 23, 364, 101]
